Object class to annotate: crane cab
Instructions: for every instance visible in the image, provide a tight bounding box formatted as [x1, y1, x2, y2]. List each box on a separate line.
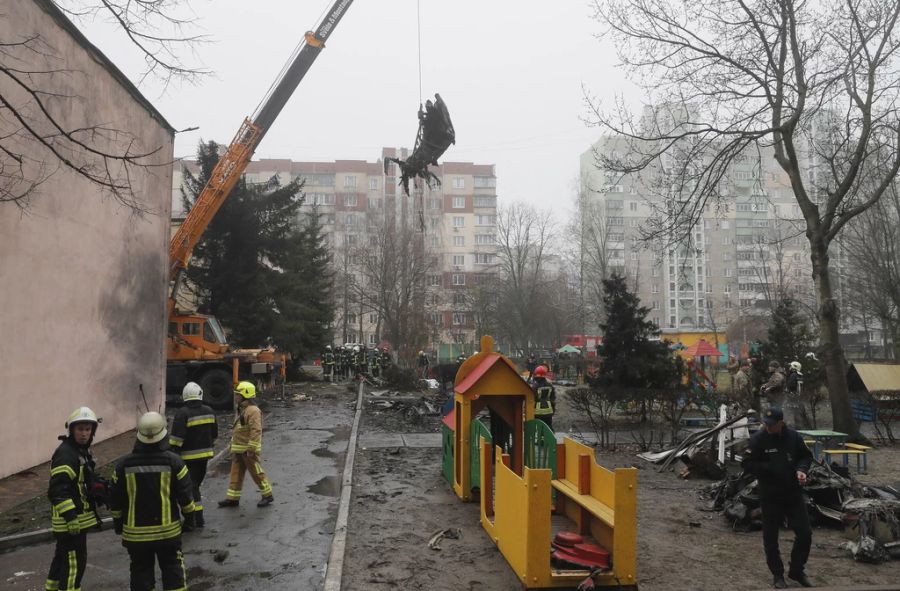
[167, 312, 229, 361]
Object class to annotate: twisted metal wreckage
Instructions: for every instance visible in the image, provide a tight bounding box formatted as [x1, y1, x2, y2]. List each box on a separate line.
[638, 413, 900, 564]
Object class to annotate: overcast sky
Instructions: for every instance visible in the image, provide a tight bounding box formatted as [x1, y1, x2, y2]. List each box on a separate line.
[76, 0, 637, 214]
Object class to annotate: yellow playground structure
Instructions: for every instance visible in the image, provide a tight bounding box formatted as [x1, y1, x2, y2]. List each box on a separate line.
[441, 336, 638, 589]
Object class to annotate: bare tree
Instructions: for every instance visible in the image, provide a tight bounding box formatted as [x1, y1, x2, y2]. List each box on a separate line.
[351, 211, 432, 362]
[589, 0, 900, 439]
[494, 201, 555, 351]
[843, 184, 900, 359]
[1, 1, 207, 210]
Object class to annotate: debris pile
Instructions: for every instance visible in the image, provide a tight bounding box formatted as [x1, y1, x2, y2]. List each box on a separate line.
[701, 462, 900, 563]
[367, 390, 443, 432]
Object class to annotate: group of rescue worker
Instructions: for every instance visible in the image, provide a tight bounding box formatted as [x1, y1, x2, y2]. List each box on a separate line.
[45, 379, 272, 591]
[320, 344, 392, 382]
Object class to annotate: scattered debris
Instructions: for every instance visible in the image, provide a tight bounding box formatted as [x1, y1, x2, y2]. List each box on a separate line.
[213, 549, 229, 563]
[292, 394, 310, 401]
[428, 527, 462, 550]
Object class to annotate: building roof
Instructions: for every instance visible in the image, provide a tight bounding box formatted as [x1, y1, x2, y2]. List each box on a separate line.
[455, 353, 521, 395]
[847, 363, 900, 393]
[36, 0, 174, 133]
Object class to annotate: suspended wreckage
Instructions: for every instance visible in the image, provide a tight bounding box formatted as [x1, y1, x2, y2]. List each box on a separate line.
[384, 93, 456, 196]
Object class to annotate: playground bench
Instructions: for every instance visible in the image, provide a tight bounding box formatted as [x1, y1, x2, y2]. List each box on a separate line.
[823, 448, 868, 474]
[551, 478, 615, 528]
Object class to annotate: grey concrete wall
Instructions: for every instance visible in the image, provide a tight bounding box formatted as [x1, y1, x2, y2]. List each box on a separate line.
[0, 2, 173, 478]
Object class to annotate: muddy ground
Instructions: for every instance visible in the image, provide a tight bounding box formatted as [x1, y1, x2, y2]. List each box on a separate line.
[343, 384, 900, 591]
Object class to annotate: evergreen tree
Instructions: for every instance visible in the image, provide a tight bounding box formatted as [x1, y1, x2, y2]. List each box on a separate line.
[269, 205, 334, 361]
[763, 296, 814, 365]
[180, 140, 304, 347]
[596, 274, 674, 390]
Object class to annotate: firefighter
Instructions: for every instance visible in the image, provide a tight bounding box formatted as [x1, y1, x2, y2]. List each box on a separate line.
[168, 381, 217, 530]
[218, 381, 274, 508]
[370, 346, 381, 378]
[356, 345, 368, 376]
[322, 345, 335, 382]
[110, 412, 196, 591]
[45, 407, 102, 591]
[417, 350, 430, 379]
[532, 365, 557, 429]
[380, 347, 391, 374]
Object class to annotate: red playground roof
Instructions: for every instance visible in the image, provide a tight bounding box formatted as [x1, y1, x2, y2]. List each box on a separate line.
[683, 339, 721, 357]
[455, 353, 522, 395]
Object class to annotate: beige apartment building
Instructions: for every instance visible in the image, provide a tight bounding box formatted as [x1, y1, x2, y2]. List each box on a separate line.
[173, 148, 498, 356]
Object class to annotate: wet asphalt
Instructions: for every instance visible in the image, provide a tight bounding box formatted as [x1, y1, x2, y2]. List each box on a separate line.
[0, 393, 355, 590]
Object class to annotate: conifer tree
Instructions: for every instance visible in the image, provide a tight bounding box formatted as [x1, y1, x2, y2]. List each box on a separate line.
[180, 140, 304, 347]
[763, 297, 814, 365]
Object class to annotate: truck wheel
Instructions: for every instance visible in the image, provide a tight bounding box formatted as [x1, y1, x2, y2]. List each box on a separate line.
[200, 369, 233, 409]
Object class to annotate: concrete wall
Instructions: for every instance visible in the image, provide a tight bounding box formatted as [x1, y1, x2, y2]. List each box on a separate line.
[0, 2, 173, 478]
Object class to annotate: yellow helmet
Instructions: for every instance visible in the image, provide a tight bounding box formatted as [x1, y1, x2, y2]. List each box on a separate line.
[234, 381, 256, 399]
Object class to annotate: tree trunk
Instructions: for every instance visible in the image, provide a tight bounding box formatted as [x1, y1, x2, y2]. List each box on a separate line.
[810, 243, 861, 439]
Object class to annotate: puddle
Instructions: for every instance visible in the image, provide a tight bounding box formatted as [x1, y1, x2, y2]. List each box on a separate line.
[312, 447, 337, 459]
[306, 475, 341, 497]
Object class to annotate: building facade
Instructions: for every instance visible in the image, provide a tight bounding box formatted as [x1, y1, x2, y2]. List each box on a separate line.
[174, 148, 499, 356]
[1, 1, 174, 477]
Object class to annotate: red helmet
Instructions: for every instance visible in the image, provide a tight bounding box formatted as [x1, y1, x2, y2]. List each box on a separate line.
[533, 365, 548, 378]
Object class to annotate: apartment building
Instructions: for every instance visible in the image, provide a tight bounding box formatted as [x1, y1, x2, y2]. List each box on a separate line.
[579, 137, 817, 340]
[173, 148, 498, 352]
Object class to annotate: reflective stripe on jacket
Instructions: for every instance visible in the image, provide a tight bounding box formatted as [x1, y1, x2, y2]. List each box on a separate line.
[534, 382, 556, 416]
[109, 442, 195, 545]
[230, 402, 262, 454]
[169, 401, 218, 460]
[48, 438, 98, 533]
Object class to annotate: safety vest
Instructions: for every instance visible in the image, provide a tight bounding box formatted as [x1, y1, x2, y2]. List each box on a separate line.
[323, 350, 334, 365]
[109, 443, 195, 545]
[169, 401, 218, 461]
[535, 385, 555, 416]
[231, 402, 263, 454]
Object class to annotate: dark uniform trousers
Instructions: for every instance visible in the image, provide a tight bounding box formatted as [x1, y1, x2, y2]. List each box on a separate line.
[761, 494, 812, 577]
[185, 459, 208, 524]
[45, 532, 86, 591]
[127, 541, 186, 591]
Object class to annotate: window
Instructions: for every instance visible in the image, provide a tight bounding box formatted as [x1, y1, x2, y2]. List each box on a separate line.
[428, 198, 441, 210]
[652, 284, 660, 293]
[430, 312, 442, 326]
[346, 331, 356, 343]
[652, 301, 660, 310]
[182, 322, 200, 336]
[452, 312, 466, 325]
[475, 234, 495, 245]
[739, 268, 755, 276]
[311, 193, 335, 205]
[475, 253, 494, 264]
[629, 201, 638, 211]
[629, 218, 641, 228]
[453, 177, 465, 189]
[724, 268, 734, 277]
[427, 235, 439, 247]
[369, 177, 379, 190]
[368, 334, 377, 345]
[473, 196, 496, 207]
[452, 197, 465, 209]
[428, 275, 441, 287]
[723, 252, 732, 261]
[453, 292, 466, 305]
[721, 235, 731, 245]
[300, 173, 335, 186]
[651, 267, 660, 277]
[345, 234, 357, 246]
[724, 284, 732, 294]
[452, 273, 466, 286]
[345, 193, 358, 206]
[630, 251, 639, 260]
[608, 233, 625, 242]
[343, 175, 357, 188]
[453, 216, 465, 228]
[347, 313, 356, 325]
[720, 220, 730, 229]
[476, 215, 496, 226]
[474, 176, 496, 188]
[607, 199, 624, 210]
[452, 255, 465, 266]
[453, 236, 465, 247]
[368, 197, 381, 209]
[369, 313, 378, 324]
[344, 214, 357, 227]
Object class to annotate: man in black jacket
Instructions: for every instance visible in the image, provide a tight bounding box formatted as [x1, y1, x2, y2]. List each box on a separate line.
[741, 407, 814, 589]
[168, 381, 218, 529]
[45, 407, 102, 591]
[110, 412, 196, 591]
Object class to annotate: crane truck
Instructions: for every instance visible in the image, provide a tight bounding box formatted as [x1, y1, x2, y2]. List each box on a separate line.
[166, 0, 355, 408]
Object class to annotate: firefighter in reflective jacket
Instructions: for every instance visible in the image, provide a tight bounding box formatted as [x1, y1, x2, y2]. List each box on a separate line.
[532, 365, 556, 429]
[168, 381, 217, 529]
[218, 381, 274, 508]
[110, 412, 196, 591]
[45, 407, 101, 591]
[322, 345, 335, 382]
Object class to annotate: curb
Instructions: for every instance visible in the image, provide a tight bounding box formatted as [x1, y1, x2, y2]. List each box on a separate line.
[323, 380, 365, 591]
[0, 446, 231, 553]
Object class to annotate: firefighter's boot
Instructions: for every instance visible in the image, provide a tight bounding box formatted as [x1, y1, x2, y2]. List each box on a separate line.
[257, 495, 274, 508]
[218, 499, 239, 508]
[195, 509, 205, 528]
[182, 512, 196, 532]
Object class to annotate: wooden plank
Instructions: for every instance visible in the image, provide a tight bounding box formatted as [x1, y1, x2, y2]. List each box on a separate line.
[552, 479, 615, 527]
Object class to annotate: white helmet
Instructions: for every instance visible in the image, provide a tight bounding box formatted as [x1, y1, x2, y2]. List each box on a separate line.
[136, 412, 168, 444]
[66, 407, 99, 429]
[182, 381, 203, 402]
[790, 361, 802, 372]
[325, 345, 332, 350]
